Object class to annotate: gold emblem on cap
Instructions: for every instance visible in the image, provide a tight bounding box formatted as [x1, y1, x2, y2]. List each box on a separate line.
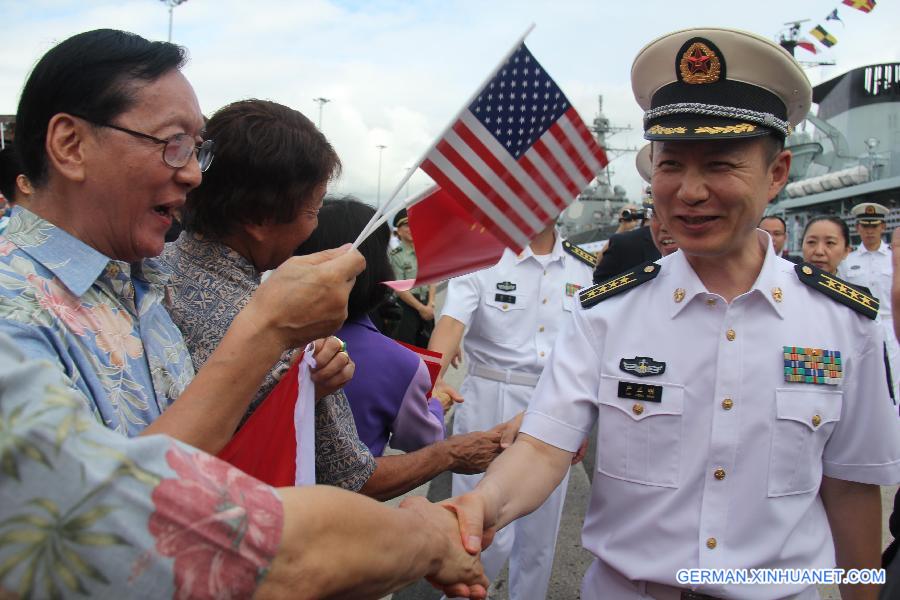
[866, 205, 876, 215]
[694, 123, 757, 135]
[647, 124, 687, 136]
[679, 42, 722, 85]
[771, 288, 783, 303]
[674, 288, 686, 303]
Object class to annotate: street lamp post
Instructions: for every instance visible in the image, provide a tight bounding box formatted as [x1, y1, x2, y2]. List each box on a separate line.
[159, 0, 189, 42]
[376, 144, 387, 207]
[313, 97, 331, 129]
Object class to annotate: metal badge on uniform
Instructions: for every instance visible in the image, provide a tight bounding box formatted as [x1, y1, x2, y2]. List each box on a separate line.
[497, 281, 516, 292]
[619, 356, 666, 377]
[618, 381, 663, 402]
[783, 346, 842, 385]
[495, 293, 516, 304]
[565, 283, 582, 297]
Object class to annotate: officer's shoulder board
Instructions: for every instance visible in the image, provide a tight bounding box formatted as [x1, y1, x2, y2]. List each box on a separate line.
[794, 262, 879, 320]
[579, 261, 661, 309]
[389, 246, 402, 256]
[562, 239, 597, 268]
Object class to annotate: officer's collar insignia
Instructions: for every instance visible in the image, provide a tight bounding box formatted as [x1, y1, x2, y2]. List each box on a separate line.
[565, 283, 582, 297]
[794, 262, 879, 320]
[620, 356, 666, 378]
[497, 281, 516, 292]
[783, 346, 842, 385]
[678, 38, 723, 85]
[579, 261, 660, 309]
[562, 239, 597, 268]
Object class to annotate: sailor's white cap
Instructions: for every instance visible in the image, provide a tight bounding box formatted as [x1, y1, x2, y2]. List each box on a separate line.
[632, 27, 811, 141]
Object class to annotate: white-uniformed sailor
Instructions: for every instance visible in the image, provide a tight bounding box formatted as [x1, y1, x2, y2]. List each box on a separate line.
[839, 201, 899, 401]
[428, 221, 594, 600]
[439, 27, 900, 600]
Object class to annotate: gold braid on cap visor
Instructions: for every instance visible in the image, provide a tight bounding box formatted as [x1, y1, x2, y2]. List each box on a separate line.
[644, 103, 792, 136]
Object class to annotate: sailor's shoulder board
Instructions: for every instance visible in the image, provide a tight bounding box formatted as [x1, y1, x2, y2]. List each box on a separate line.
[794, 262, 879, 320]
[562, 239, 597, 268]
[579, 261, 661, 309]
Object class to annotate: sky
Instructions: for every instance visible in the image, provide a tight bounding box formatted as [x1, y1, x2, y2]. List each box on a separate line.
[2, 0, 898, 206]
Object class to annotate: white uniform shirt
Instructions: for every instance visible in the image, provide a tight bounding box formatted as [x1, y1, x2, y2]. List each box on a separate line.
[521, 234, 900, 599]
[441, 235, 595, 376]
[839, 240, 892, 319]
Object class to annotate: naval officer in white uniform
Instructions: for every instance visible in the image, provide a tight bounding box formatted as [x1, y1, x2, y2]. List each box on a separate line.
[428, 221, 595, 600]
[840, 201, 899, 402]
[439, 28, 900, 600]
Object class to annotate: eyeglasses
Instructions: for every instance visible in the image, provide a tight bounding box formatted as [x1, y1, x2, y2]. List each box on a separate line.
[71, 114, 214, 172]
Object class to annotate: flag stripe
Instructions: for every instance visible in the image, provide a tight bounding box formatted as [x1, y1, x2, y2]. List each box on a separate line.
[544, 123, 594, 187]
[444, 127, 546, 231]
[459, 112, 562, 218]
[561, 111, 608, 172]
[518, 153, 572, 211]
[530, 138, 582, 197]
[424, 151, 531, 249]
[436, 138, 538, 240]
[421, 158, 522, 250]
[451, 121, 552, 223]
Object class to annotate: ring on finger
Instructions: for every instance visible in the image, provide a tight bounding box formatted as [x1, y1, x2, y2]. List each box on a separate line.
[333, 336, 347, 353]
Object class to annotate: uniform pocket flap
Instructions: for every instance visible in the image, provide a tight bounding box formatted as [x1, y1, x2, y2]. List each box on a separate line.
[774, 388, 843, 432]
[598, 375, 685, 421]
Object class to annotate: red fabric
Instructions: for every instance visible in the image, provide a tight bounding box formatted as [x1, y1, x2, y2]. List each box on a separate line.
[395, 340, 443, 396]
[406, 186, 507, 286]
[217, 360, 301, 487]
[842, 0, 875, 13]
[797, 40, 818, 54]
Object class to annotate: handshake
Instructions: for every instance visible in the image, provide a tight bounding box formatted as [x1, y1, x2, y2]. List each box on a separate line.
[399, 491, 497, 599]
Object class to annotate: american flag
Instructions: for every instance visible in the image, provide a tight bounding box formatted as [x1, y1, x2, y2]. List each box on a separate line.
[420, 43, 607, 252]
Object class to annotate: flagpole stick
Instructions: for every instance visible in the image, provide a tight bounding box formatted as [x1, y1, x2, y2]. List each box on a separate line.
[352, 22, 536, 248]
[354, 185, 439, 247]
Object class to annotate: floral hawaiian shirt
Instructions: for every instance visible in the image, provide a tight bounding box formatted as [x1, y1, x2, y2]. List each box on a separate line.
[161, 233, 376, 491]
[0, 332, 283, 599]
[0, 207, 195, 435]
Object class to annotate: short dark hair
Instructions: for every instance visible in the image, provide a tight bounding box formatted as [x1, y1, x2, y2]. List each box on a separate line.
[802, 215, 850, 247]
[294, 196, 393, 320]
[761, 133, 785, 163]
[0, 145, 24, 203]
[16, 29, 186, 187]
[181, 99, 341, 239]
[759, 215, 786, 231]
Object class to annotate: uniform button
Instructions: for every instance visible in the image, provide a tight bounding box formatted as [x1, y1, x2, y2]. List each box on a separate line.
[542, 298, 548, 304]
[706, 298, 717, 307]
[502, 304, 509, 310]
[726, 329, 736, 341]
[714, 468, 726, 480]
[539, 326, 545, 332]
[632, 403, 644, 415]
[543, 270, 548, 276]
[811, 414, 822, 427]
[706, 537, 717, 549]
[539, 351, 545, 358]
[721, 398, 734, 410]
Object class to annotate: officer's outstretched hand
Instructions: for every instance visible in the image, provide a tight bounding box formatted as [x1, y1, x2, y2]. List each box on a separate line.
[398, 496, 489, 598]
[441, 491, 499, 554]
[892, 228, 900, 342]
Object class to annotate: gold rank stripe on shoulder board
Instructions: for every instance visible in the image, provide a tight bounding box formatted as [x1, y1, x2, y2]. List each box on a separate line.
[794, 263, 879, 320]
[562, 240, 598, 268]
[579, 261, 661, 309]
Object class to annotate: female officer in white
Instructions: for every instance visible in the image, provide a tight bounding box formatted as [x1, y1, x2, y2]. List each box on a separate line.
[440, 28, 900, 600]
[430, 222, 594, 600]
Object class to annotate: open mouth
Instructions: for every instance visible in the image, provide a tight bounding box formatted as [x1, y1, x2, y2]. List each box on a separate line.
[659, 237, 676, 247]
[678, 215, 718, 225]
